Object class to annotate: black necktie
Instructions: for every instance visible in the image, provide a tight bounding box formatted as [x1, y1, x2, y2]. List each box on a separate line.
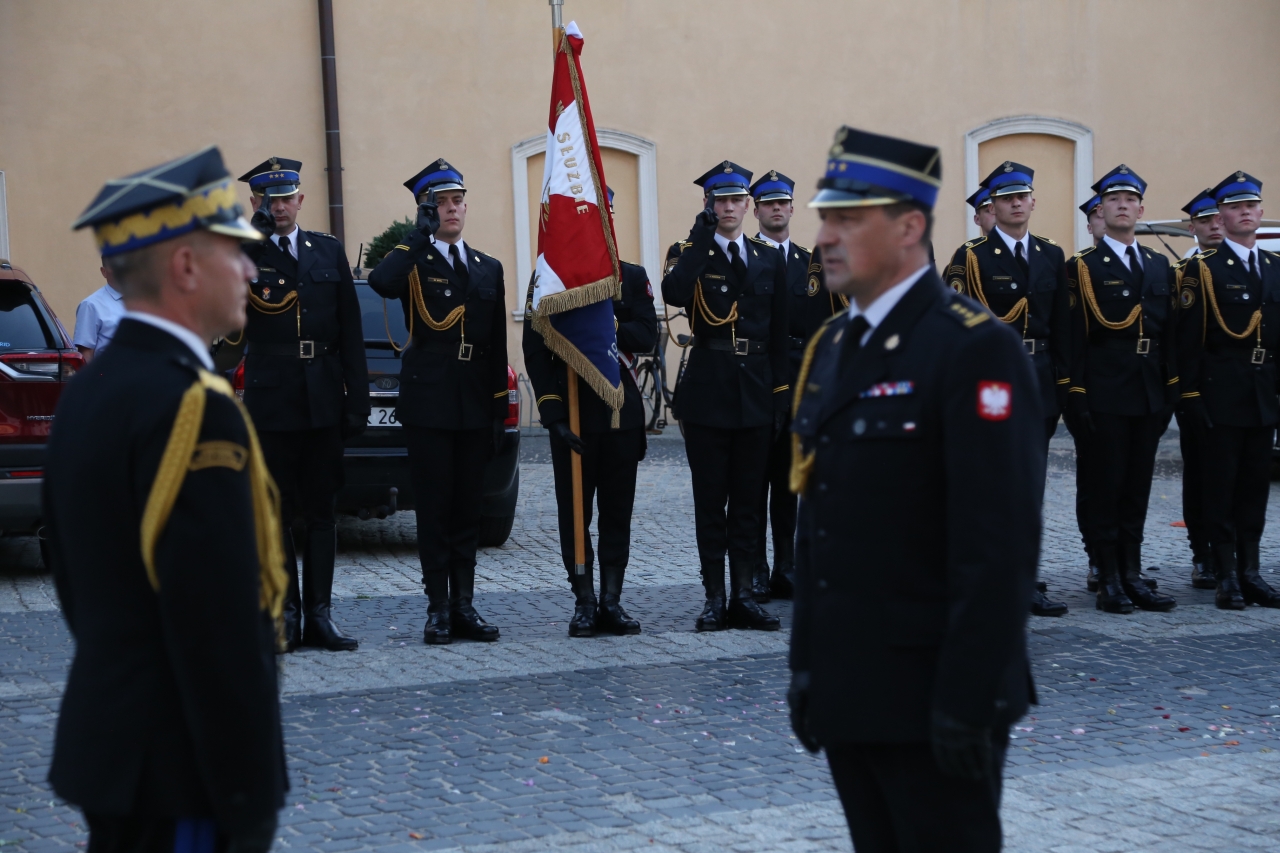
[838, 314, 872, 379]
[1248, 250, 1262, 286]
[1014, 241, 1029, 278]
[277, 235, 290, 257]
[1126, 245, 1141, 276]
[778, 244, 788, 266]
[449, 243, 470, 286]
[727, 240, 747, 284]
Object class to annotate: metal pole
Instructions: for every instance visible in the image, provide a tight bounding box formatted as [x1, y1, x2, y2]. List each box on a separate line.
[317, 0, 345, 245]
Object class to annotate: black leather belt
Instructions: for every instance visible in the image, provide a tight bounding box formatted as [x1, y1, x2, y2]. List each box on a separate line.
[1209, 346, 1272, 365]
[1096, 337, 1161, 355]
[789, 336, 807, 350]
[413, 337, 489, 361]
[690, 335, 768, 355]
[1022, 338, 1050, 355]
[249, 341, 338, 358]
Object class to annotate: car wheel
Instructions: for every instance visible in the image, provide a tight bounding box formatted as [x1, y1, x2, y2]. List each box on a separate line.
[478, 515, 514, 548]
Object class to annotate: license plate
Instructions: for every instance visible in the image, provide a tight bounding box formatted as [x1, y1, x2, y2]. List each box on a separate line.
[368, 406, 400, 427]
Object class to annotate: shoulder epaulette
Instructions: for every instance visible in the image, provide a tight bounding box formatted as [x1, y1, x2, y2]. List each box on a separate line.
[746, 235, 772, 247]
[791, 242, 810, 255]
[962, 236, 987, 250]
[1071, 246, 1096, 260]
[943, 297, 990, 329]
[307, 230, 338, 241]
[1197, 248, 1217, 259]
[1171, 257, 1190, 271]
[1262, 248, 1280, 260]
[669, 240, 693, 256]
[471, 247, 495, 260]
[1031, 233, 1057, 246]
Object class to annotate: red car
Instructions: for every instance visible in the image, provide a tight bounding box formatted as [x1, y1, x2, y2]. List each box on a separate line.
[0, 261, 83, 561]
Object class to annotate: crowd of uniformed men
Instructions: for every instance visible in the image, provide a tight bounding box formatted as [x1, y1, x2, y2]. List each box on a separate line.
[39, 124, 1276, 851]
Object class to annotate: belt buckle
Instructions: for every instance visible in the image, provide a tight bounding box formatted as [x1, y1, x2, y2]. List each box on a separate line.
[1253, 347, 1267, 365]
[458, 341, 474, 361]
[1023, 338, 1037, 355]
[733, 338, 750, 356]
[1136, 338, 1151, 355]
[299, 340, 315, 359]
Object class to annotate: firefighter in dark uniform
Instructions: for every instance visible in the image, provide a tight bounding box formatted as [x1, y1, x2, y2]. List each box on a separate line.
[235, 157, 369, 652]
[788, 126, 1041, 853]
[661, 161, 789, 633]
[1073, 193, 1105, 590]
[944, 162, 1069, 618]
[1065, 165, 1178, 614]
[966, 185, 996, 236]
[47, 147, 286, 852]
[523, 188, 657, 637]
[369, 160, 509, 644]
[1171, 188, 1226, 591]
[747, 170, 835, 602]
[1176, 172, 1280, 610]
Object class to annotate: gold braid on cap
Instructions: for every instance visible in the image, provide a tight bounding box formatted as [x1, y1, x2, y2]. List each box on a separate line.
[139, 371, 290, 649]
[789, 321, 834, 495]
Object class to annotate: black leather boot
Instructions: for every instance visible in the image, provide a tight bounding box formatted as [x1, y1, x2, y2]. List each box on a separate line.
[1095, 544, 1134, 614]
[1213, 543, 1247, 610]
[696, 562, 727, 632]
[300, 528, 358, 650]
[596, 565, 640, 635]
[422, 571, 451, 644]
[752, 561, 772, 603]
[1238, 539, 1280, 608]
[281, 555, 303, 653]
[450, 564, 500, 641]
[1086, 562, 1099, 593]
[1030, 581, 1068, 617]
[568, 569, 597, 638]
[769, 558, 794, 600]
[1119, 542, 1176, 612]
[726, 559, 780, 631]
[1190, 559, 1216, 590]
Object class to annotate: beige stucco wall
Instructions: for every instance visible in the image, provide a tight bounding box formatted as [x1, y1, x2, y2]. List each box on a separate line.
[3, 0, 1278, 381]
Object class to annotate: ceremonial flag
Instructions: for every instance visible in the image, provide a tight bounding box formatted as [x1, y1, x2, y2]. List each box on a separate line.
[529, 21, 624, 425]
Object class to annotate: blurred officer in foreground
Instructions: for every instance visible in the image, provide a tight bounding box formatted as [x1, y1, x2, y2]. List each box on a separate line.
[1065, 165, 1178, 614]
[945, 162, 1069, 617]
[370, 160, 509, 644]
[662, 162, 788, 633]
[523, 187, 656, 637]
[1171, 189, 1225, 591]
[788, 127, 1041, 852]
[46, 146, 287, 852]
[236, 157, 368, 652]
[1176, 173, 1280, 610]
[748, 170, 833, 602]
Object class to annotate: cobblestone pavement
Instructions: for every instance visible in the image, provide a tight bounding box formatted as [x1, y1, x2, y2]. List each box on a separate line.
[3, 428, 1280, 851]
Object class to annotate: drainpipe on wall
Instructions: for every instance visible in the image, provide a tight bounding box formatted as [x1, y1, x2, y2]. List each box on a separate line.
[317, 0, 345, 246]
[0, 172, 9, 261]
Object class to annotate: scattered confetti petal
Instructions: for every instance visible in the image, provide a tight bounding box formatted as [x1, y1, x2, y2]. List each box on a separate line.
[1071, 728, 1085, 735]
[1209, 725, 1219, 731]
[1170, 520, 1187, 528]
[539, 757, 549, 764]
[1226, 740, 1240, 746]
[409, 832, 424, 840]
[522, 779, 536, 786]
[1162, 715, 1170, 719]
[1222, 705, 1232, 710]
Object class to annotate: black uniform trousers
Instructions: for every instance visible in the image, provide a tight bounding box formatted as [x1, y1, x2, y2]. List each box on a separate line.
[548, 427, 644, 578]
[86, 813, 228, 853]
[683, 423, 772, 579]
[406, 426, 491, 583]
[1175, 410, 1208, 559]
[1079, 412, 1166, 545]
[826, 730, 1009, 853]
[757, 417, 796, 570]
[1201, 424, 1274, 546]
[258, 426, 344, 564]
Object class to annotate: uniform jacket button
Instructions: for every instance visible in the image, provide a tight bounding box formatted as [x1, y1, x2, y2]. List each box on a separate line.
[817, 579, 828, 590]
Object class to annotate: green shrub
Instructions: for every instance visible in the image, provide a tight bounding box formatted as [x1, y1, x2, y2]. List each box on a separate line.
[363, 217, 415, 269]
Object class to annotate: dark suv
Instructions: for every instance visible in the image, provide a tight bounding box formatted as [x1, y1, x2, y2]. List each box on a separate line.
[220, 280, 521, 546]
[0, 261, 83, 545]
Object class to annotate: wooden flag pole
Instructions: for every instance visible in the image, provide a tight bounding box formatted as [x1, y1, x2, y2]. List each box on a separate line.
[551, 0, 586, 578]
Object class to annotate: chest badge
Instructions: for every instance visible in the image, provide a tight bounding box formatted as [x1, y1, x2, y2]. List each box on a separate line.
[884, 334, 900, 351]
[977, 381, 1012, 421]
[860, 380, 914, 398]
[261, 287, 271, 299]
[807, 276, 820, 296]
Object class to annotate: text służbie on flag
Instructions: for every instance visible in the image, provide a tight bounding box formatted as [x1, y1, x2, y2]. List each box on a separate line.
[528, 20, 624, 426]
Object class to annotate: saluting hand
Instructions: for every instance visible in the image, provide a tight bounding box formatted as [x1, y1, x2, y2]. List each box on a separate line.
[250, 197, 275, 238]
[416, 190, 441, 238]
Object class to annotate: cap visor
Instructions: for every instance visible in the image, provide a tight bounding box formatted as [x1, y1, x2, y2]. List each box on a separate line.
[991, 185, 1032, 197]
[1101, 185, 1143, 197]
[260, 185, 299, 198]
[422, 182, 465, 195]
[1220, 193, 1262, 204]
[754, 191, 793, 202]
[208, 215, 265, 241]
[808, 188, 901, 209]
[706, 187, 749, 197]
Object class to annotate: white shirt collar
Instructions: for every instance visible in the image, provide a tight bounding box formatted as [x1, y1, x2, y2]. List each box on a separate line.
[713, 231, 747, 267]
[433, 236, 469, 269]
[1102, 233, 1142, 269]
[847, 264, 933, 345]
[104, 284, 123, 301]
[121, 311, 214, 370]
[755, 233, 790, 257]
[1223, 236, 1258, 265]
[993, 227, 1030, 257]
[273, 225, 299, 259]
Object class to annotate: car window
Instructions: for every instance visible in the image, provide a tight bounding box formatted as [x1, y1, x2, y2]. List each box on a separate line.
[0, 283, 56, 350]
[356, 282, 407, 345]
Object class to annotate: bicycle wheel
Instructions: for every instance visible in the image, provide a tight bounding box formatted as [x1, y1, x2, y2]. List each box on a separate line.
[634, 357, 662, 433]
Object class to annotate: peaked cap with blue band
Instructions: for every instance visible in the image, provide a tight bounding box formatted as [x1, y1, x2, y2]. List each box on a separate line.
[1093, 164, 1146, 199]
[405, 159, 466, 198]
[1211, 171, 1263, 205]
[749, 170, 794, 202]
[1182, 188, 1220, 219]
[966, 186, 993, 210]
[695, 162, 752, 197]
[809, 126, 941, 209]
[238, 157, 301, 198]
[1079, 194, 1102, 216]
[982, 161, 1034, 197]
[73, 146, 261, 257]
